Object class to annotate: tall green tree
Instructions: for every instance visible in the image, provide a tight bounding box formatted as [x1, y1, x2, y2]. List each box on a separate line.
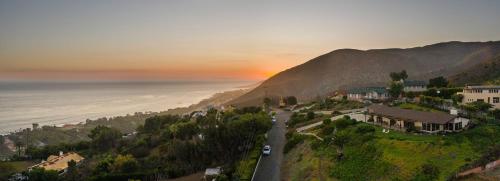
[88, 126, 122, 151]
[428, 76, 449, 88]
[390, 70, 408, 81]
[285, 96, 298, 105]
[389, 82, 404, 98]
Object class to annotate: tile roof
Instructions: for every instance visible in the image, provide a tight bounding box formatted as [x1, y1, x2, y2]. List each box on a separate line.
[368, 104, 456, 124]
[30, 152, 84, 172]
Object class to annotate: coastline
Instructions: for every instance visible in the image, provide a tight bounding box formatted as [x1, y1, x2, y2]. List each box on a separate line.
[0, 82, 257, 156]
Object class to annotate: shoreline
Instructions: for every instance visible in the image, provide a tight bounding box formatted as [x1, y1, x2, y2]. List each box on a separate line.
[0, 82, 258, 136]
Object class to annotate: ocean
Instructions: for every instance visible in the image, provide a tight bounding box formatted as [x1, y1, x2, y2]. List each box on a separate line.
[0, 80, 253, 134]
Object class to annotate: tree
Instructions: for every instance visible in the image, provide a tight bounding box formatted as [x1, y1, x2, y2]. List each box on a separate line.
[428, 76, 449, 88]
[390, 70, 408, 81]
[400, 70, 408, 81]
[451, 94, 464, 105]
[490, 109, 500, 119]
[285, 96, 298, 105]
[467, 101, 493, 112]
[389, 82, 404, 98]
[27, 167, 60, 181]
[88, 126, 122, 151]
[263, 97, 271, 106]
[64, 160, 79, 181]
[111, 154, 138, 173]
[307, 111, 315, 120]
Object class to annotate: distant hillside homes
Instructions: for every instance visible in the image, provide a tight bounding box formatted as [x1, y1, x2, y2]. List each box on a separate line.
[346, 87, 389, 101]
[402, 80, 427, 92]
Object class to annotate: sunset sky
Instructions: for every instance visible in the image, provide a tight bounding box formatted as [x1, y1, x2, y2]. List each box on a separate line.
[1, 0, 500, 81]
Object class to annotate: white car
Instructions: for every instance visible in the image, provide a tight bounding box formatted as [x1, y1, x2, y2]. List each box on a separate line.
[262, 145, 271, 155]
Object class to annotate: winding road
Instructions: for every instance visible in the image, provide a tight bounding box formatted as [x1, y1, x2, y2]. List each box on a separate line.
[252, 109, 292, 181]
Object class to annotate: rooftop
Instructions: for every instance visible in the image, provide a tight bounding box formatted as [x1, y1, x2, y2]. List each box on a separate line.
[30, 152, 84, 172]
[368, 104, 456, 124]
[404, 80, 427, 87]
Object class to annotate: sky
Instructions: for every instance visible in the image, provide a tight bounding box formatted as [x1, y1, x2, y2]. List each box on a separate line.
[1, 0, 500, 81]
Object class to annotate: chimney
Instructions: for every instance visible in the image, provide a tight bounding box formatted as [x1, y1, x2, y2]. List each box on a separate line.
[450, 109, 458, 115]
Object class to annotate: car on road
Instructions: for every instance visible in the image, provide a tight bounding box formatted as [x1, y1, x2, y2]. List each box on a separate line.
[272, 118, 277, 124]
[262, 145, 271, 155]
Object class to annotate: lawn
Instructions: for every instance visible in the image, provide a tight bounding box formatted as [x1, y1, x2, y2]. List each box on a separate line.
[398, 103, 444, 113]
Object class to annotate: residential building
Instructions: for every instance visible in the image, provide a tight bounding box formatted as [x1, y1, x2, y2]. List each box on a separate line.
[362, 104, 469, 133]
[29, 152, 84, 174]
[458, 85, 500, 109]
[403, 80, 427, 92]
[347, 87, 389, 101]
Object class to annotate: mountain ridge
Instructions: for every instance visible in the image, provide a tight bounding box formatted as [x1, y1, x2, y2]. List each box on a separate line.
[229, 41, 500, 106]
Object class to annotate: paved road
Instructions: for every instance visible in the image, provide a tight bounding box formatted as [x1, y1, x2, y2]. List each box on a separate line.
[252, 109, 292, 181]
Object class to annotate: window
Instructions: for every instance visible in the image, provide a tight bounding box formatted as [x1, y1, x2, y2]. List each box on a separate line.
[489, 89, 499, 93]
[494, 97, 499, 103]
[445, 123, 453, 130]
[477, 99, 484, 102]
[455, 122, 462, 130]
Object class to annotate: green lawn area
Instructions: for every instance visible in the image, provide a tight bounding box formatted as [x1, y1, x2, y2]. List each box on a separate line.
[374, 126, 479, 180]
[398, 103, 444, 113]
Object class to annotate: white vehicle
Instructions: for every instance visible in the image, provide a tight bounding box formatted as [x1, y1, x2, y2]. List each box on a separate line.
[262, 145, 271, 155]
[272, 118, 277, 124]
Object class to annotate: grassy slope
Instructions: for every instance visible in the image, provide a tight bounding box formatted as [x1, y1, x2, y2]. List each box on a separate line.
[374, 127, 478, 180]
[284, 122, 500, 181]
[281, 141, 336, 181]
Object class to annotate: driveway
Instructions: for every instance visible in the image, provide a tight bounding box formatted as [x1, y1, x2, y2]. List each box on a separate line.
[252, 109, 292, 181]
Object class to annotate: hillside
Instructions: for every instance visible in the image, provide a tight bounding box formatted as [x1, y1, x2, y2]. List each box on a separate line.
[448, 55, 500, 86]
[230, 41, 500, 106]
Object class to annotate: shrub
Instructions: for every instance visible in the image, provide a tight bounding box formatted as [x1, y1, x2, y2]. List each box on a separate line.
[284, 133, 306, 153]
[411, 163, 440, 181]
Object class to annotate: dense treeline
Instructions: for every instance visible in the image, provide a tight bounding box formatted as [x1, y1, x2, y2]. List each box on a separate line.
[9, 107, 272, 181]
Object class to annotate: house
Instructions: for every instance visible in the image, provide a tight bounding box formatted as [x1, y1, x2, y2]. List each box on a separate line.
[347, 87, 389, 101]
[457, 85, 500, 109]
[363, 104, 469, 133]
[29, 152, 84, 174]
[403, 80, 427, 92]
[203, 167, 222, 180]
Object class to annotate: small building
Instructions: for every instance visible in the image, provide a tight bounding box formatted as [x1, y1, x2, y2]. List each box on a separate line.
[204, 167, 222, 180]
[363, 104, 469, 133]
[458, 85, 500, 109]
[403, 80, 427, 92]
[347, 87, 389, 101]
[29, 152, 84, 174]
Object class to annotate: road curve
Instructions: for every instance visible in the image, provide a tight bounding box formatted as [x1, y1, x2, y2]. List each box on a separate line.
[252, 109, 291, 181]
